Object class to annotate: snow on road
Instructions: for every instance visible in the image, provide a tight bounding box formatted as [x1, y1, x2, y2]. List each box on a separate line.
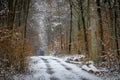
[14, 56, 101, 80]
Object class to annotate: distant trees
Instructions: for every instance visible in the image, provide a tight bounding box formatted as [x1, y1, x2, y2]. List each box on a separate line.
[42, 0, 119, 63]
[44, 0, 119, 71]
[43, 0, 70, 54]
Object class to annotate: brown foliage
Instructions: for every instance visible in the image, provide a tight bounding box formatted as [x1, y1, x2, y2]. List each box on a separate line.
[0, 27, 33, 78]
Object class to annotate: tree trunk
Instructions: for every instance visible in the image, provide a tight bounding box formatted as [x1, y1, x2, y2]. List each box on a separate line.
[96, 0, 105, 56]
[89, 0, 98, 62]
[114, 0, 120, 58]
[69, 0, 73, 54]
[80, 0, 89, 55]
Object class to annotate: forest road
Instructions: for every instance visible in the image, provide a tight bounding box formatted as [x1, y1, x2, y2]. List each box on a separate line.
[14, 56, 100, 80]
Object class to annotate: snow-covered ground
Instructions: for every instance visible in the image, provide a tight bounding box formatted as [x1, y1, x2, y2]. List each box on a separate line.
[14, 56, 101, 80]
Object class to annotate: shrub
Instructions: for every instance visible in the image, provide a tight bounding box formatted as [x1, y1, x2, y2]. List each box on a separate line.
[0, 27, 33, 79]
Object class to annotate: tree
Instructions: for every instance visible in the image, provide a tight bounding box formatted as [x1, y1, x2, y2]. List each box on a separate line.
[68, 0, 73, 54]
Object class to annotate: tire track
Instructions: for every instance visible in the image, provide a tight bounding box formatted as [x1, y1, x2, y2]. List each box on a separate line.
[41, 58, 54, 75]
[41, 58, 60, 80]
[52, 59, 72, 71]
[52, 59, 89, 80]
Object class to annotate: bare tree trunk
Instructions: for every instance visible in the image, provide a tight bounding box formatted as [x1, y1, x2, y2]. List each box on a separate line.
[69, 0, 73, 54]
[114, 0, 120, 57]
[96, 0, 105, 56]
[88, 0, 98, 62]
[77, 16, 81, 54]
[80, 0, 89, 55]
[7, 0, 17, 29]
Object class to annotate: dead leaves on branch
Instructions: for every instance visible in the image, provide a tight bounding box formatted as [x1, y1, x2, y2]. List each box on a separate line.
[0, 27, 33, 76]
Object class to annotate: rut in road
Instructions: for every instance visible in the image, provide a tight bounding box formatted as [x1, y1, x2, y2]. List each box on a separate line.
[41, 58, 55, 75]
[51, 58, 89, 80]
[41, 58, 60, 80]
[43, 57, 91, 80]
[41, 58, 82, 80]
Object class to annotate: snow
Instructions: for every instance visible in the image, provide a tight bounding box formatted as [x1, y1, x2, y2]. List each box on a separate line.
[14, 56, 101, 80]
[81, 64, 99, 72]
[89, 64, 99, 72]
[63, 54, 85, 62]
[62, 55, 107, 74]
[52, 22, 62, 27]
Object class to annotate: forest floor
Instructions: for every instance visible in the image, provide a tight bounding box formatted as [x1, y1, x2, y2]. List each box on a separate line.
[14, 56, 101, 80]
